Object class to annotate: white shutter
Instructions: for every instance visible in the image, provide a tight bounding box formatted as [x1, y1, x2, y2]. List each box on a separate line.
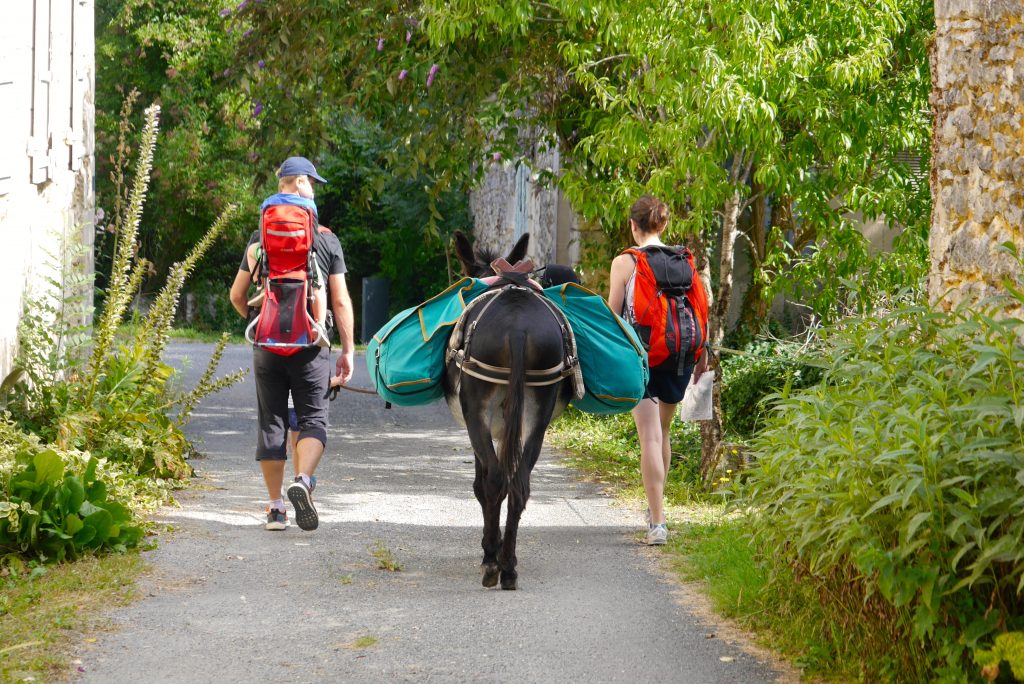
[68, 0, 88, 170]
[0, 31, 12, 195]
[29, 0, 52, 185]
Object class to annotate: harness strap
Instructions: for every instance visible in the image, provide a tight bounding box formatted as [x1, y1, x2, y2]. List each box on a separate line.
[446, 284, 584, 398]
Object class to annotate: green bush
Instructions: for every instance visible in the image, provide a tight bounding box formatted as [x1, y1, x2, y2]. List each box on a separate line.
[7, 103, 245, 482]
[1, 101, 245, 567]
[0, 444, 143, 563]
[719, 339, 823, 441]
[739, 298, 1024, 679]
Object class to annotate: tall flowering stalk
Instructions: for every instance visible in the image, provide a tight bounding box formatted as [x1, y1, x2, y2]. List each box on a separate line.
[85, 103, 160, 405]
[133, 205, 238, 396]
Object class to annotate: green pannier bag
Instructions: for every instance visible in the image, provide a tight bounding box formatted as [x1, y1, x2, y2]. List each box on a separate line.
[366, 277, 490, 406]
[542, 282, 649, 415]
[367, 278, 648, 414]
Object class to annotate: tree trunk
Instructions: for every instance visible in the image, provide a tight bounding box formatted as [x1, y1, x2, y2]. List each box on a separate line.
[698, 152, 751, 487]
[712, 187, 741, 346]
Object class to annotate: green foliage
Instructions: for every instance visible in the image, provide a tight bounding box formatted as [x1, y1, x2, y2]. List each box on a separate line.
[739, 297, 1024, 678]
[424, 0, 933, 326]
[315, 116, 474, 314]
[719, 339, 824, 441]
[550, 407, 703, 504]
[975, 631, 1024, 682]
[669, 517, 919, 680]
[9, 102, 245, 484]
[0, 445, 143, 563]
[95, 0, 254, 280]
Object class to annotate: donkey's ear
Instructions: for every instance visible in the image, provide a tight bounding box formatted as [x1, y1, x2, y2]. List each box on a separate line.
[507, 232, 529, 265]
[452, 230, 477, 276]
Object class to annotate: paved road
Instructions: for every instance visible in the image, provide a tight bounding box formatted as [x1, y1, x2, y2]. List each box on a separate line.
[75, 341, 786, 683]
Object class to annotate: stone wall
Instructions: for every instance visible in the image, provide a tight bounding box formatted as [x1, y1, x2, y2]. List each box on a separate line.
[469, 139, 579, 270]
[930, 0, 1024, 313]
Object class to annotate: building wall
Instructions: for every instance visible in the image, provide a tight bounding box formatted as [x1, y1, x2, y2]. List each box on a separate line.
[0, 0, 95, 379]
[469, 141, 579, 271]
[930, 0, 1024, 313]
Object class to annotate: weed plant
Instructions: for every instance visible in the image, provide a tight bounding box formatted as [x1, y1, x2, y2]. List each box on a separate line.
[737, 295, 1024, 679]
[2, 101, 245, 563]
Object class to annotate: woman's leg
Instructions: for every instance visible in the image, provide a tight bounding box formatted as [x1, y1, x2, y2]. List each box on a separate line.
[633, 398, 666, 525]
[659, 400, 677, 488]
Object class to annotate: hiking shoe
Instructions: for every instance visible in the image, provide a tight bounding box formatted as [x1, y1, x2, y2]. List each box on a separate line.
[265, 507, 288, 531]
[287, 477, 319, 531]
[646, 523, 668, 546]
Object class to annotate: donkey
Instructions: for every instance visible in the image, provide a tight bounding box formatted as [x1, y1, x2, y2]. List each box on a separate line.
[445, 231, 576, 590]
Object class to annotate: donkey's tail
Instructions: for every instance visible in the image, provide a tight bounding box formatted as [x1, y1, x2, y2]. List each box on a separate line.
[501, 330, 526, 502]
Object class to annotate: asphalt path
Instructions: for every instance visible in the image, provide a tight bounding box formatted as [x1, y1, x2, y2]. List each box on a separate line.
[74, 341, 787, 683]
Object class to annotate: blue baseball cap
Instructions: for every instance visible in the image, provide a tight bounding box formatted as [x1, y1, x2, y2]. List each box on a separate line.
[276, 156, 327, 183]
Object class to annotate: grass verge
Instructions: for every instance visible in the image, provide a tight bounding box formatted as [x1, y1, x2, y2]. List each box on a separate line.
[550, 408, 879, 680]
[0, 552, 146, 682]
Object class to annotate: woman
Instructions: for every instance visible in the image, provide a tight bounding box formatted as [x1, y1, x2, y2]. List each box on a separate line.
[607, 195, 707, 545]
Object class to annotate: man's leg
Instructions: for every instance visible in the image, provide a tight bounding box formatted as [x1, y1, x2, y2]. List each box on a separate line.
[286, 346, 330, 531]
[254, 348, 290, 529]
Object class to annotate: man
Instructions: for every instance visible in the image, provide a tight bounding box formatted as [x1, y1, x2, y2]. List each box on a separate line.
[229, 156, 355, 531]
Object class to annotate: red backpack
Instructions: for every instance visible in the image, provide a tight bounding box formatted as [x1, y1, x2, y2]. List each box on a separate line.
[622, 245, 709, 373]
[245, 199, 329, 356]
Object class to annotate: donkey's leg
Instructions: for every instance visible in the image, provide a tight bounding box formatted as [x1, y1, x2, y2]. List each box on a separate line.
[498, 415, 549, 591]
[464, 399, 505, 587]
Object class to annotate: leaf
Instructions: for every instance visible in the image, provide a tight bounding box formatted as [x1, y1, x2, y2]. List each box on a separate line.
[905, 511, 931, 542]
[33, 450, 64, 485]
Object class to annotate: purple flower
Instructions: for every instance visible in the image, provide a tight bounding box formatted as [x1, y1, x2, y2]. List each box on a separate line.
[426, 63, 439, 87]
[398, 69, 408, 80]
[492, 152, 501, 162]
[406, 30, 412, 43]
[252, 101, 263, 117]
[243, 29, 253, 38]
[236, 0, 248, 10]
[219, 8, 231, 17]
[223, 68, 231, 77]
[377, 38, 385, 51]
[258, 59, 266, 69]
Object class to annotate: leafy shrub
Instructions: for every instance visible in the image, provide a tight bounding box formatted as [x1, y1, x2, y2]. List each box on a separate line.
[1, 452, 143, 563]
[7, 102, 246, 481]
[739, 297, 1024, 679]
[719, 339, 824, 440]
[0, 423, 143, 562]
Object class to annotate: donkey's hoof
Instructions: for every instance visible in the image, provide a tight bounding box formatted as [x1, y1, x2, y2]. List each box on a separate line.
[500, 571, 517, 590]
[481, 563, 500, 588]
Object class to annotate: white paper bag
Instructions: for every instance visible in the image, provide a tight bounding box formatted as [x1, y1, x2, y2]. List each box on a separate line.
[678, 372, 713, 421]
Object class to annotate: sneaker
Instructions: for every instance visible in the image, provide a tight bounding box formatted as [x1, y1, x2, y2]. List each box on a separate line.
[287, 477, 319, 531]
[645, 523, 668, 546]
[265, 507, 288, 531]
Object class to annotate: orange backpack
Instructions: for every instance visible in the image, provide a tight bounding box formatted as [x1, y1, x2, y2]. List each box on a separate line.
[622, 245, 709, 373]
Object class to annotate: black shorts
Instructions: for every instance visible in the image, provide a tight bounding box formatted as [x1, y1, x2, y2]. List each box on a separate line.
[643, 365, 693, 405]
[253, 346, 330, 460]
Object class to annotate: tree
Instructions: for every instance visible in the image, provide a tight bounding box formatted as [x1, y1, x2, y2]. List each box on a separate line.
[95, 0, 256, 288]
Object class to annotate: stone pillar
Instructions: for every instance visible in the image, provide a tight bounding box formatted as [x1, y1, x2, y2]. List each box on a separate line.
[929, 0, 1024, 314]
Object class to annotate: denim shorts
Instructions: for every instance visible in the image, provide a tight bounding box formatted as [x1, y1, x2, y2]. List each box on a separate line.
[643, 365, 694, 405]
